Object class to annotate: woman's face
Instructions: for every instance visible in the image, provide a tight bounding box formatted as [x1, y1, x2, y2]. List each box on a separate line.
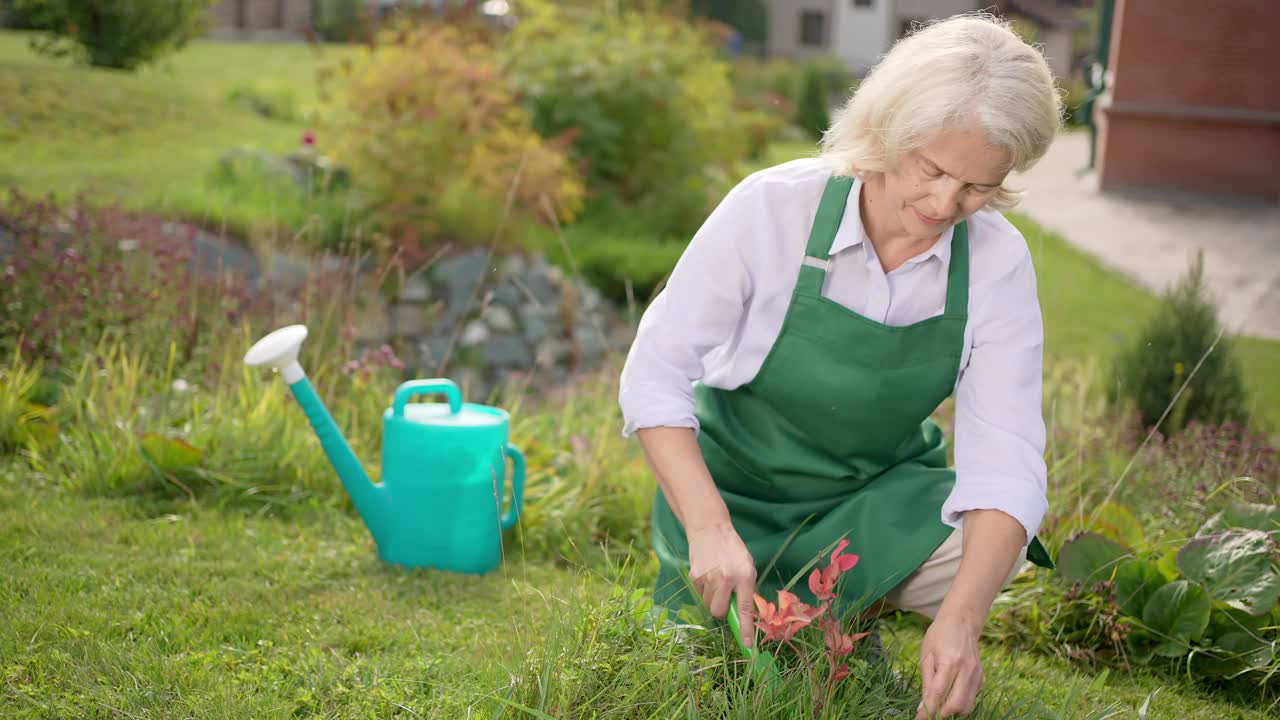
[881, 128, 1012, 241]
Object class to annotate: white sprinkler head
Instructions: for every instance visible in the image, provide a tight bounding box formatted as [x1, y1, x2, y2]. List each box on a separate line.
[244, 324, 309, 384]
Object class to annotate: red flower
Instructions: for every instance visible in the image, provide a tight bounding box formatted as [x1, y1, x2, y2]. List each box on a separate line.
[754, 590, 826, 642]
[302, 131, 316, 147]
[820, 616, 870, 658]
[831, 663, 851, 682]
[808, 538, 860, 601]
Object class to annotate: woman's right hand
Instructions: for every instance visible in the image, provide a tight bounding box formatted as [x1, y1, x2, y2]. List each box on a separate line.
[688, 521, 758, 648]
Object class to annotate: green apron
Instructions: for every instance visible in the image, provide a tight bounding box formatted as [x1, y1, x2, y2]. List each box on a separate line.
[652, 175, 1052, 617]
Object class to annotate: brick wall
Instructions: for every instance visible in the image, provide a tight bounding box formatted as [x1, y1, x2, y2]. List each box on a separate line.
[1097, 0, 1280, 201]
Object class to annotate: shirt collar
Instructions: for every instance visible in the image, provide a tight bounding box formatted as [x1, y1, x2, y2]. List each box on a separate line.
[829, 175, 955, 267]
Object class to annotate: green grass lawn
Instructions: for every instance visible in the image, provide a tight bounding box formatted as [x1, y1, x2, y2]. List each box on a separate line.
[4, 463, 1272, 718]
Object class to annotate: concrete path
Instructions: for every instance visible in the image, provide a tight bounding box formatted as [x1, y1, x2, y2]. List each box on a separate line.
[1011, 132, 1280, 340]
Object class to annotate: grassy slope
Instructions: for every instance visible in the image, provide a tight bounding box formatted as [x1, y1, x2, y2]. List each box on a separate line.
[0, 32, 354, 240]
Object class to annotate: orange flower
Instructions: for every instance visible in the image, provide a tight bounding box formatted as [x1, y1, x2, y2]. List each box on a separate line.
[753, 590, 826, 642]
[808, 538, 860, 602]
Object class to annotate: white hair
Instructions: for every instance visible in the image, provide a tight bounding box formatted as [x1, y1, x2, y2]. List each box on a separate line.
[819, 12, 1063, 209]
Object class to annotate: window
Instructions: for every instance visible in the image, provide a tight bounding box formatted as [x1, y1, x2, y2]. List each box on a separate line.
[853, 0, 874, 8]
[799, 11, 827, 47]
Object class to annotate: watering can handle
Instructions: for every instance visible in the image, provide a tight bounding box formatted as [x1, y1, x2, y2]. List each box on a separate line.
[392, 379, 462, 417]
[501, 443, 525, 530]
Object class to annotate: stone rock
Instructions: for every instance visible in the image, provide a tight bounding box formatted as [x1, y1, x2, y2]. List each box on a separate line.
[482, 304, 516, 332]
[574, 321, 610, 364]
[522, 256, 558, 306]
[482, 334, 533, 368]
[400, 277, 432, 302]
[499, 254, 528, 278]
[519, 305, 558, 344]
[391, 304, 431, 337]
[460, 319, 490, 347]
[493, 281, 524, 309]
[535, 339, 570, 368]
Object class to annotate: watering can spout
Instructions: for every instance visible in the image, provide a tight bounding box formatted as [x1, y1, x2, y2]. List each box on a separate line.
[244, 325, 390, 534]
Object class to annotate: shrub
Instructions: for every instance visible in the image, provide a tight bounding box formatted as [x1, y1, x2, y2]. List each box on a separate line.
[314, 0, 374, 43]
[795, 64, 831, 142]
[15, 0, 215, 70]
[503, 1, 747, 237]
[324, 20, 584, 265]
[0, 191, 357, 377]
[1112, 251, 1250, 434]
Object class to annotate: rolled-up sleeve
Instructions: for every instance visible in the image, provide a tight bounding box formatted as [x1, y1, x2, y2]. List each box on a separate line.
[942, 248, 1049, 546]
[618, 180, 759, 438]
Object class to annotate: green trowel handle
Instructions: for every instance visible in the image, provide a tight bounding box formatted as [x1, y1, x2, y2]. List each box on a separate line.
[727, 594, 782, 689]
[393, 379, 462, 417]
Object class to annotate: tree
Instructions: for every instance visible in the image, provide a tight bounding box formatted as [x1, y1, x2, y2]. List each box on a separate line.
[16, 0, 216, 70]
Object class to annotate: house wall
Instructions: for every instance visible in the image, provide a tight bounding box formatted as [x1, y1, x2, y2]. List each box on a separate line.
[893, 0, 982, 33]
[209, 0, 315, 39]
[1097, 0, 1280, 201]
[1039, 26, 1072, 78]
[833, 0, 893, 73]
[767, 0, 838, 61]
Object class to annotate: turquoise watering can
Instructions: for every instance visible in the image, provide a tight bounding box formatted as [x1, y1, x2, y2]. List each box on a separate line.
[244, 324, 525, 574]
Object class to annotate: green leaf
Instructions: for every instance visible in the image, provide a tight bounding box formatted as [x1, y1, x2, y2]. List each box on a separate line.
[1113, 559, 1167, 618]
[1177, 530, 1280, 616]
[1126, 628, 1156, 665]
[1207, 606, 1269, 639]
[1085, 502, 1145, 549]
[1216, 631, 1275, 671]
[139, 433, 203, 474]
[1141, 580, 1211, 642]
[1156, 547, 1181, 582]
[1153, 640, 1188, 658]
[1198, 503, 1280, 535]
[1058, 532, 1131, 585]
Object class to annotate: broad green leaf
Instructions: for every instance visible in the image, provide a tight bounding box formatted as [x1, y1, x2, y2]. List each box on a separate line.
[1198, 503, 1280, 536]
[1058, 532, 1131, 585]
[1153, 640, 1188, 658]
[139, 433, 203, 474]
[1141, 580, 1211, 642]
[1216, 631, 1275, 671]
[1178, 530, 1280, 616]
[1113, 559, 1167, 618]
[1156, 548, 1181, 582]
[1207, 606, 1269, 639]
[1085, 502, 1144, 549]
[1126, 628, 1156, 665]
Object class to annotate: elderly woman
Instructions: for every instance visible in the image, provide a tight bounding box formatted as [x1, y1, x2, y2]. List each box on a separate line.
[619, 13, 1060, 719]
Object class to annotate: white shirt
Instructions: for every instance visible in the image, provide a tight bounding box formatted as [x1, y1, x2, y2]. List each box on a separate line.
[619, 158, 1048, 546]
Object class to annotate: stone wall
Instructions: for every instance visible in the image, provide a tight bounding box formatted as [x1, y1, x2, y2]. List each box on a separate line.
[351, 248, 632, 399]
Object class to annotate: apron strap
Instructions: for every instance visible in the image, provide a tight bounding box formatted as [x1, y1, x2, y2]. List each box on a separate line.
[796, 174, 970, 318]
[943, 220, 970, 318]
[796, 175, 855, 295]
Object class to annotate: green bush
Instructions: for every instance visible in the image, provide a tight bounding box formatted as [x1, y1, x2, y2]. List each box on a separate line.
[1054, 503, 1279, 685]
[16, 0, 215, 70]
[1112, 251, 1250, 434]
[504, 0, 747, 237]
[324, 19, 584, 264]
[795, 64, 831, 142]
[314, 0, 373, 43]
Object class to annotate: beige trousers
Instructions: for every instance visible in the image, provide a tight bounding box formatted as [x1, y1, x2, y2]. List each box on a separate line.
[880, 528, 1027, 619]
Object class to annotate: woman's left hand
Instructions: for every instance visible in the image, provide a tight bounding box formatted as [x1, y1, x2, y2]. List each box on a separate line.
[916, 611, 983, 719]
